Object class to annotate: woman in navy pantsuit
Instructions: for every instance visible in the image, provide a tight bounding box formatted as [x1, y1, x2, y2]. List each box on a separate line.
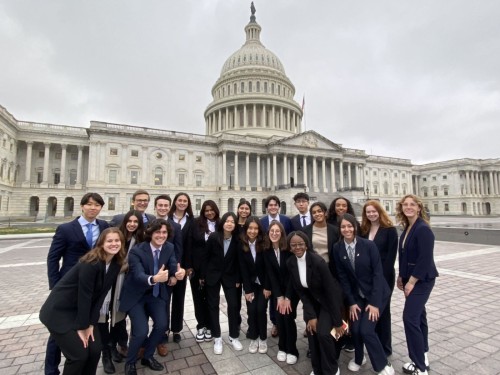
[396, 195, 438, 375]
[333, 214, 394, 375]
[361, 200, 398, 356]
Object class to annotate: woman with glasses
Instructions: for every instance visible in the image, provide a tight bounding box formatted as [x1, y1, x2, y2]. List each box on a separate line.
[287, 230, 345, 375]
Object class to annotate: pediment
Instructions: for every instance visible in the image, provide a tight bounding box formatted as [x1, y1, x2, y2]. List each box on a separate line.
[270, 130, 343, 151]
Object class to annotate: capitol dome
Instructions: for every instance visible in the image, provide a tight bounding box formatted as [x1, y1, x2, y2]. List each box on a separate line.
[204, 4, 303, 138]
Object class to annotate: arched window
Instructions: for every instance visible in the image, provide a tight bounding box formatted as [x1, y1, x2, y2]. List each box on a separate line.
[241, 82, 245, 93]
[249, 81, 253, 92]
[256, 81, 260, 92]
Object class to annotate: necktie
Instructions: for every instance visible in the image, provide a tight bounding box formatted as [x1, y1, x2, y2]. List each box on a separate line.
[153, 249, 160, 297]
[347, 244, 355, 269]
[85, 223, 93, 248]
[143, 214, 148, 224]
[301, 215, 307, 227]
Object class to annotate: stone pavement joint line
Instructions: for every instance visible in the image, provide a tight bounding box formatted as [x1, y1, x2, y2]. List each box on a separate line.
[0, 238, 40, 255]
[438, 268, 500, 284]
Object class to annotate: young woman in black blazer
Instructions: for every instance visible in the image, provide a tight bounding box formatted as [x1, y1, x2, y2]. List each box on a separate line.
[263, 221, 299, 364]
[333, 214, 393, 375]
[361, 200, 398, 357]
[40, 227, 125, 375]
[238, 216, 270, 354]
[287, 230, 345, 375]
[200, 212, 242, 355]
[187, 200, 220, 343]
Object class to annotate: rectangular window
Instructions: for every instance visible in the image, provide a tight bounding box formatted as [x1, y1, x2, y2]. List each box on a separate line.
[37, 172, 43, 183]
[110, 148, 118, 156]
[55, 152, 61, 160]
[109, 170, 117, 184]
[373, 171, 377, 176]
[196, 198, 202, 211]
[179, 154, 185, 161]
[443, 175, 447, 180]
[444, 203, 449, 212]
[444, 188, 449, 196]
[423, 177, 427, 182]
[178, 174, 185, 186]
[424, 190, 428, 197]
[108, 197, 116, 211]
[39, 151, 44, 158]
[196, 155, 202, 162]
[196, 174, 202, 187]
[433, 189, 438, 197]
[394, 172, 398, 177]
[69, 170, 77, 185]
[71, 153, 78, 160]
[54, 173, 60, 184]
[434, 203, 438, 212]
[131, 150, 139, 157]
[432, 176, 437, 181]
[402, 173, 406, 178]
[130, 171, 138, 184]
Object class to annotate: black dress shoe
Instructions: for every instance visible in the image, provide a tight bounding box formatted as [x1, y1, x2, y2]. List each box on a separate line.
[102, 349, 116, 374]
[124, 363, 137, 375]
[173, 333, 181, 343]
[141, 357, 164, 371]
[111, 346, 123, 363]
[306, 349, 311, 358]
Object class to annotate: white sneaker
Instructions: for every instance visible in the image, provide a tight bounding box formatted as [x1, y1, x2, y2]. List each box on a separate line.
[348, 356, 367, 371]
[195, 327, 206, 343]
[402, 353, 430, 374]
[248, 340, 258, 353]
[277, 350, 286, 362]
[286, 354, 298, 364]
[204, 329, 213, 342]
[258, 339, 268, 354]
[378, 363, 395, 375]
[213, 337, 223, 355]
[229, 336, 243, 351]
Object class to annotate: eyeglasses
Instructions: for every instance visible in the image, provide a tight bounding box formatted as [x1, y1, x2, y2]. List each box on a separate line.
[135, 199, 149, 203]
[290, 242, 306, 249]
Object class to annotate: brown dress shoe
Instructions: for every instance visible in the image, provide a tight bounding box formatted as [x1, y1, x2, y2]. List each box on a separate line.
[271, 324, 279, 337]
[157, 343, 169, 357]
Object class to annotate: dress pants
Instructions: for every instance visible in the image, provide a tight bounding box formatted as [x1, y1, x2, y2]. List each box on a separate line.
[170, 276, 187, 333]
[351, 298, 388, 372]
[190, 273, 211, 330]
[206, 281, 240, 338]
[44, 335, 62, 375]
[269, 297, 277, 326]
[275, 295, 299, 356]
[308, 306, 342, 375]
[403, 279, 434, 372]
[126, 294, 168, 365]
[50, 328, 102, 375]
[110, 319, 128, 348]
[245, 283, 268, 341]
[376, 271, 395, 356]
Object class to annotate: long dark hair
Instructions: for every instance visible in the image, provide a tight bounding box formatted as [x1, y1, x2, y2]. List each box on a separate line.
[327, 196, 356, 225]
[169, 192, 194, 219]
[240, 216, 265, 253]
[197, 200, 220, 235]
[80, 227, 126, 266]
[118, 210, 145, 243]
[338, 213, 358, 239]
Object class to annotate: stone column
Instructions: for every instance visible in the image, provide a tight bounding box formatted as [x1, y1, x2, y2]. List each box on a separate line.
[331, 159, 336, 192]
[76, 146, 83, 187]
[280, 107, 284, 129]
[322, 157, 327, 192]
[272, 153, 278, 187]
[234, 151, 239, 188]
[494, 171, 499, 195]
[293, 155, 298, 185]
[465, 171, 470, 195]
[303, 156, 308, 187]
[488, 171, 494, 195]
[252, 104, 257, 127]
[339, 161, 344, 189]
[24, 141, 33, 183]
[256, 154, 261, 188]
[59, 144, 67, 187]
[222, 151, 227, 185]
[235, 106, 240, 128]
[41, 143, 51, 184]
[261, 104, 266, 127]
[312, 156, 318, 192]
[244, 105, 248, 127]
[225, 107, 229, 130]
[283, 154, 288, 185]
[271, 106, 275, 128]
[479, 172, 485, 195]
[475, 171, 480, 195]
[266, 156, 271, 188]
[347, 162, 352, 188]
[245, 152, 250, 188]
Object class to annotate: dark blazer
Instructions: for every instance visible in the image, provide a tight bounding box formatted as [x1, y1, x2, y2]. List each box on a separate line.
[239, 243, 269, 294]
[110, 212, 156, 227]
[47, 217, 109, 289]
[40, 259, 121, 333]
[291, 214, 306, 231]
[302, 223, 340, 255]
[398, 217, 439, 282]
[260, 215, 293, 234]
[200, 232, 240, 287]
[365, 226, 398, 287]
[263, 247, 295, 300]
[171, 216, 193, 267]
[187, 218, 210, 271]
[119, 240, 177, 313]
[287, 251, 343, 326]
[332, 236, 390, 309]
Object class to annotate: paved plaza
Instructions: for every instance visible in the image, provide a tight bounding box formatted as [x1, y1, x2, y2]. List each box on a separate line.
[0, 234, 499, 374]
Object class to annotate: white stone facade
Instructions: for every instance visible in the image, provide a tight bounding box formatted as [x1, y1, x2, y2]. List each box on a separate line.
[0, 10, 498, 219]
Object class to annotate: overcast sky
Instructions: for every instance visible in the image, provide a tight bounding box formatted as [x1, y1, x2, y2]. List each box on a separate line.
[1, 0, 499, 164]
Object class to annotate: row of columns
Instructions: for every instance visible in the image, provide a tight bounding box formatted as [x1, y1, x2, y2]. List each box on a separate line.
[463, 170, 500, 196]
[206, 104, 301, 134]
[24, 142, 83, 186]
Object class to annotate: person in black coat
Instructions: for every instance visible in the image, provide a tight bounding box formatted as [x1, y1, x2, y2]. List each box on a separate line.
[238, 216, 270, 354]
[40, 227, 125, 375]
[332, 214, 393, 375]
[361, 200, 398, 357]
[200, 212, 242, 355]
[287, 230, 346, 375]
[396, 195, 438, 375]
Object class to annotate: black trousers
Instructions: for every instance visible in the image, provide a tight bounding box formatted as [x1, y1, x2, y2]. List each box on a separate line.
[308, 306, 342, 375]
[190, 273, 211, 330]
[50, 328, 102, 375]
[376, 271, 395, 356]
[206, 281, 240, 338]
[275, 295, 299, 356]
[245, 284, 268, 341]
[170, 276, 187, 333]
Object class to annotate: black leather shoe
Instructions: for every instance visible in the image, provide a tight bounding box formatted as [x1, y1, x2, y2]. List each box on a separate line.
[141, 357, 164, 371]
[102, 349, 116, 374]
[306, 349, 311, 358]
[124, 363, 137, 375]
[173, 333, 181, 343]
[111, 346, 123, 363]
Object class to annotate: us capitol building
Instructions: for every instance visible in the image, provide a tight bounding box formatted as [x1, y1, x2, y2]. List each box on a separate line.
[0, 6, 499, 219]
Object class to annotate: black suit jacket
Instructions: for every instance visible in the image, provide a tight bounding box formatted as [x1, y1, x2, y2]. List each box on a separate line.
[364, 226, 398, 289]
[40, 259, 120, 333]
[171, 216, 192, 267]
[188, 218, 210, 271]
[398, 218, 439, 282]
[47, 217, 109, 289]
[291, 214, 305, 231]
[263, 247, 295, 300]
[119, 240, 177, 313]
[287, 251, 343, 325]
[238, 243, 269, 294]
[332, 236, 390, 309]
[260, 215, 293, 234]
[200, 232, 240, 287]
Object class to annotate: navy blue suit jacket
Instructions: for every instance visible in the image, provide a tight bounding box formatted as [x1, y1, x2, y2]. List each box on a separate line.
[119, 240, 177, 313]
[291, 214, 305, 231]
[47, 217, 109, 289]
[398, 217, 438, 282]
[260, 214, 293, 234]
[332, 236, 390, 309]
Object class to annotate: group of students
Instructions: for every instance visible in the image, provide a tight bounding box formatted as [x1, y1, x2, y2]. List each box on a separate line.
[40, 189, 438, 375]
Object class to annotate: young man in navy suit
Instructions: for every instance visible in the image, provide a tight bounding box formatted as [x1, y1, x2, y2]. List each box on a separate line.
[291, 192, 311, 231]
[110, 190, 156, 227]
[45, 193, 109, 375]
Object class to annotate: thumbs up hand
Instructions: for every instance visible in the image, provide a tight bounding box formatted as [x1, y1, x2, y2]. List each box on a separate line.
[155, 264, 169, 283]
[175, 263, 186, 280]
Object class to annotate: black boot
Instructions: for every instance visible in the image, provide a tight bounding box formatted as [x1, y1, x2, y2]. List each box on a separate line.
[111, 345, 123, 363]
[102, 347, 116, 374]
